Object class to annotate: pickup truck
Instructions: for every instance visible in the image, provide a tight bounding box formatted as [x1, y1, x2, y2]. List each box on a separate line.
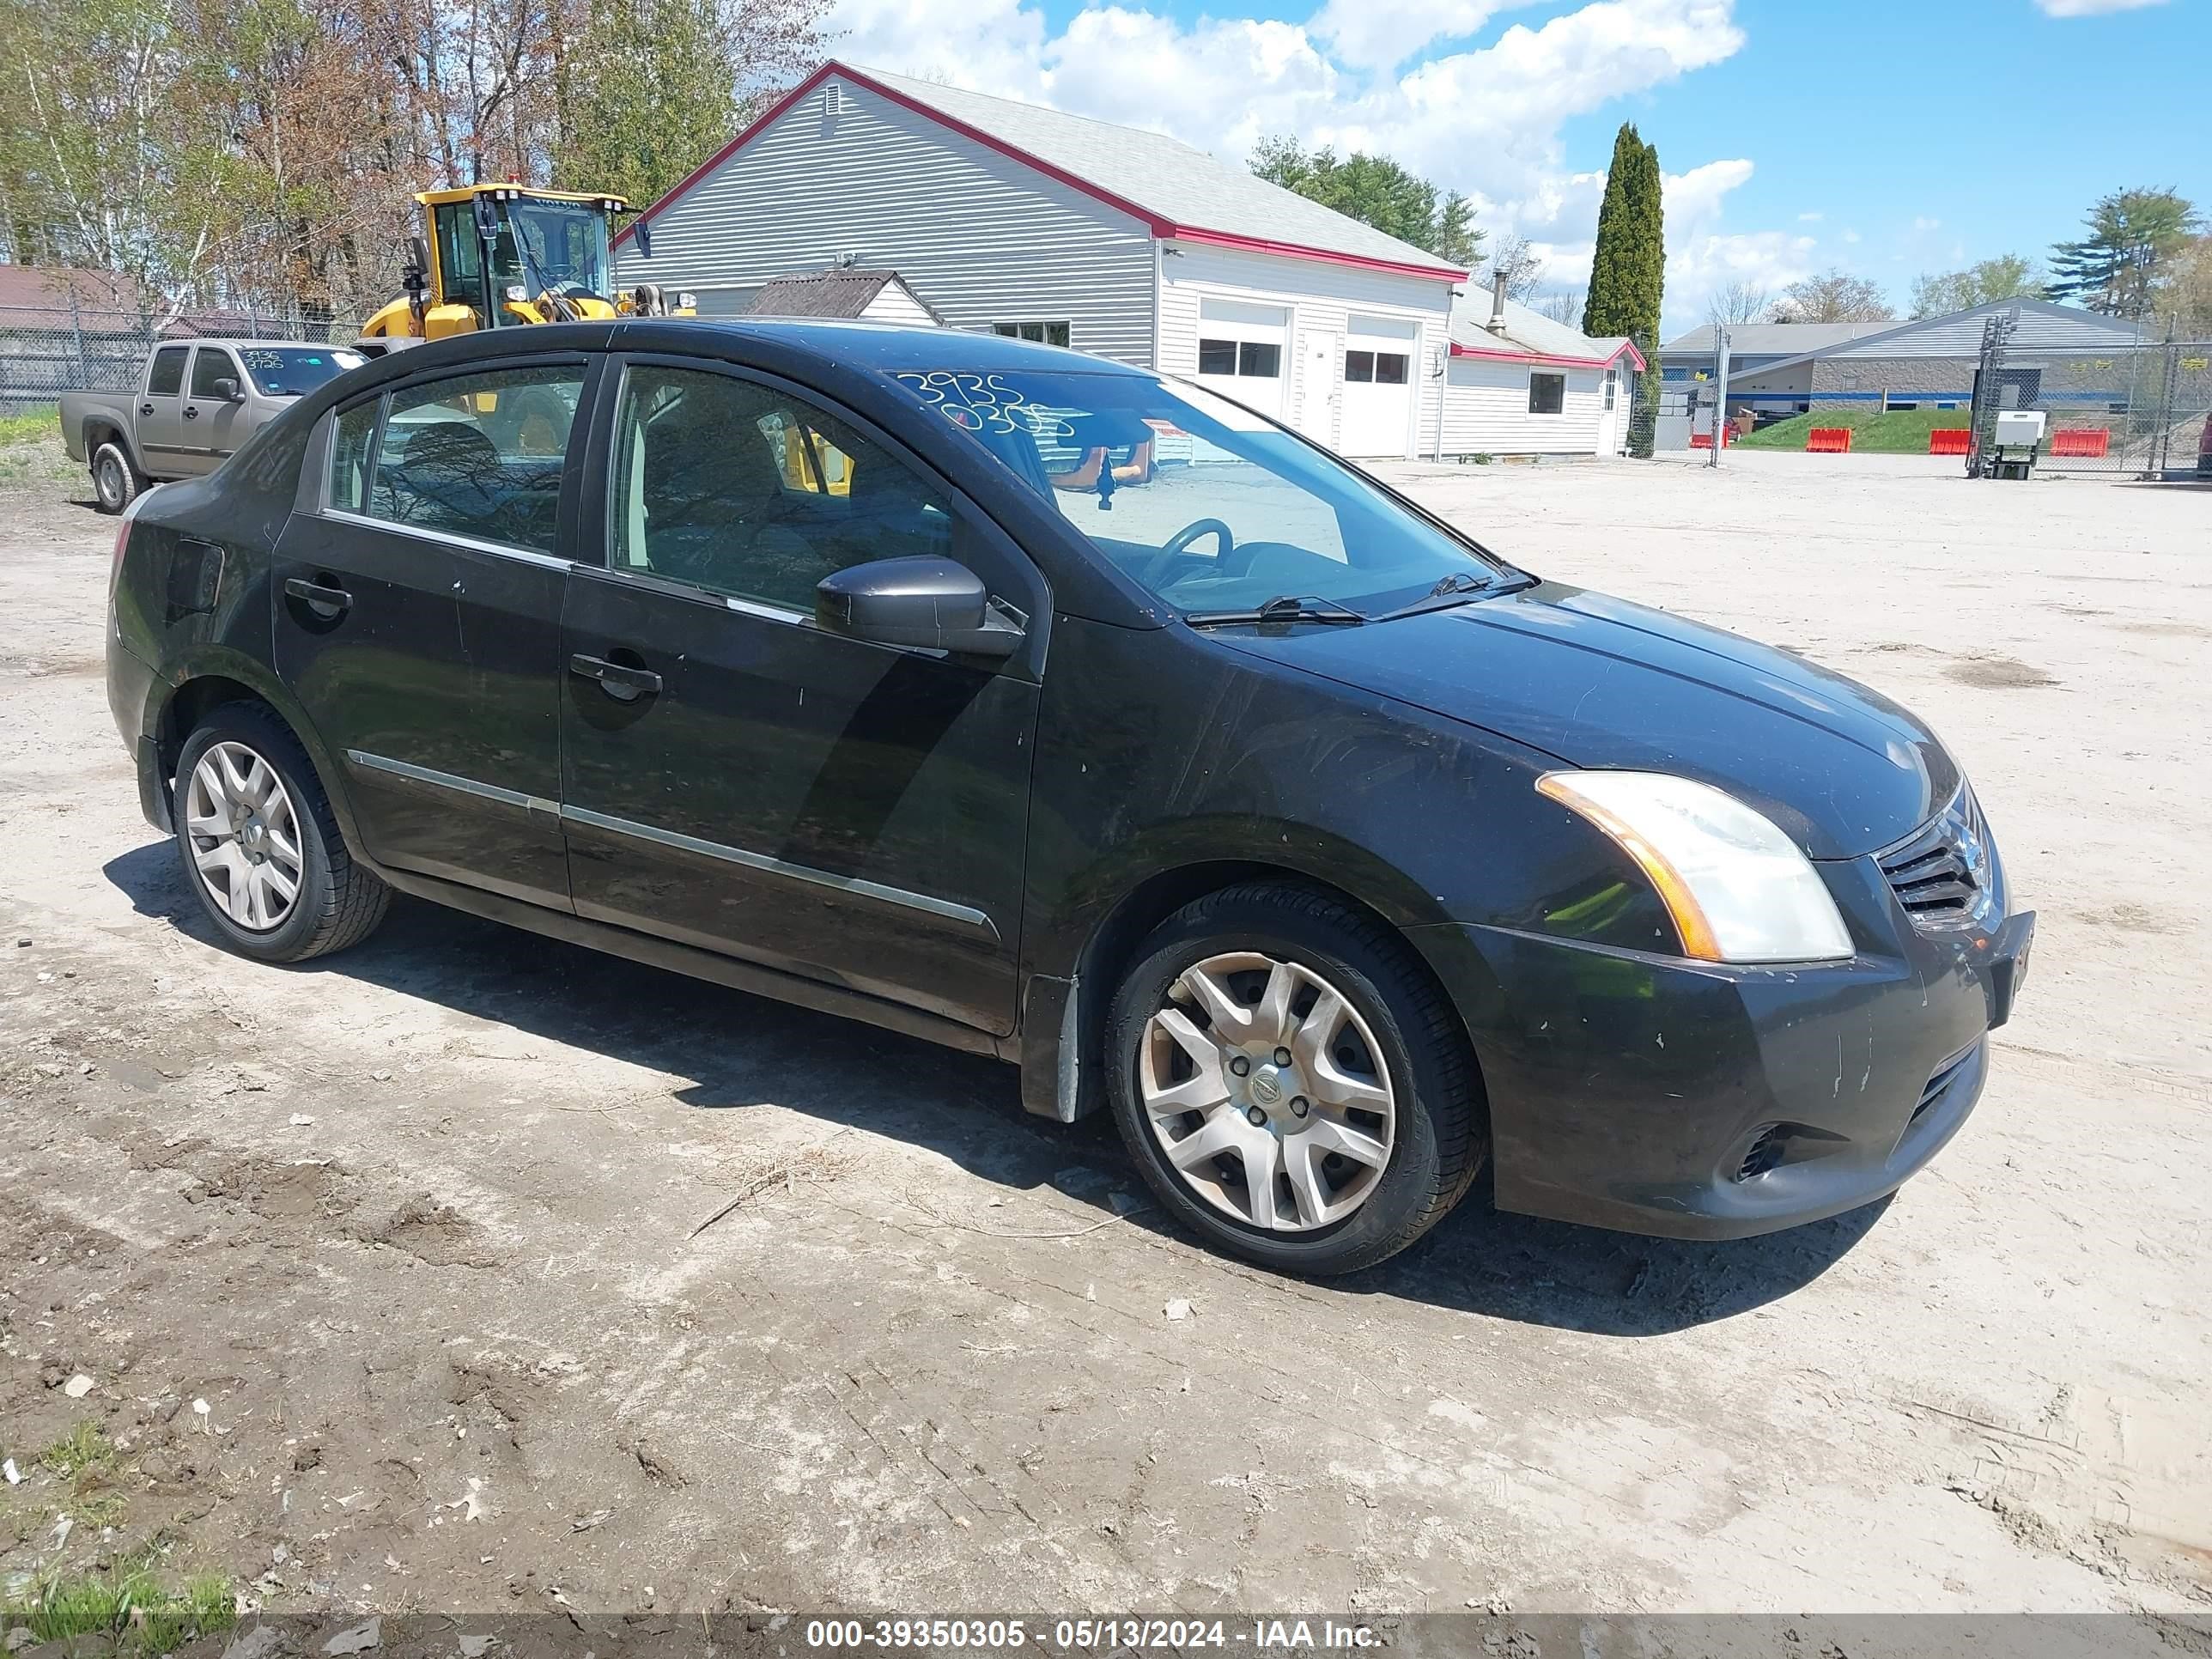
[62, 338, 367, 513]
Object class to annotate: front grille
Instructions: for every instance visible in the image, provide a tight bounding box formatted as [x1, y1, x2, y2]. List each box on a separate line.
[1879, 789, 1996, 931]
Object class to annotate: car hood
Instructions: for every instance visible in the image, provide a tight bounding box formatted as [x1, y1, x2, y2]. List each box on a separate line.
[1212, 580, 1958, 860]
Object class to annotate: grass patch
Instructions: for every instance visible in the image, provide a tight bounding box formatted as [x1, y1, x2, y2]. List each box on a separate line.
[0, 406, 59, 447]
[40, 1422, 118, 1485]
[1737, 407, 1971, 454]
[3, 1561, 234, 1658]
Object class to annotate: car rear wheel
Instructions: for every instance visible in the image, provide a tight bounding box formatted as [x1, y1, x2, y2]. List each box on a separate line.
[92, 442, 142, 514]
[1105, 883, 1486, 1275]
[173, 703, 390, 963]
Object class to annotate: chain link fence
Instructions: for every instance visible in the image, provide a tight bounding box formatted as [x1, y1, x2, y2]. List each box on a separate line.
[1, 304, 368, 415]
[1966, 325, 2211, 479]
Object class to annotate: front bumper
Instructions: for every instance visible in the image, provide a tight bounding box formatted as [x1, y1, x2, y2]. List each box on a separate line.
[1412, 854, 2034, 1241]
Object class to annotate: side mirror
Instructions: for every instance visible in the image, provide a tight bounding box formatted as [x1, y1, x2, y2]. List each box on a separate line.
[815, 557, 1024, 659]
[634, 216, 653, 260]
[210, 375, 241, 402]
[404, 235, 430, 294]
[471, 193, 502, 243]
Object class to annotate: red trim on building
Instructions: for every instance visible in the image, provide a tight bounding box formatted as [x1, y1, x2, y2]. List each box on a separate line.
[1164, 226, 1465, 283]
[616, 60, 1468, 285]
[1449, 337, 1646, 372]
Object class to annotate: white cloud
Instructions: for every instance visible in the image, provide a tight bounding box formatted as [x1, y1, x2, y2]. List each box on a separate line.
[1911, 215, 1942, 231]
[2033, 0, 2165, 15]
[1797, 210, 1823, 222]
[1310, 0, 1520, 75]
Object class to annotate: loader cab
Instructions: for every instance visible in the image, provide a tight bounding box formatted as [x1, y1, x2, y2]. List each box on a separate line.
[428, 188, 619, 324]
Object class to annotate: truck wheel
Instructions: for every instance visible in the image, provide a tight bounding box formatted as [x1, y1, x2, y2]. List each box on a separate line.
[92, 442, 143, 514]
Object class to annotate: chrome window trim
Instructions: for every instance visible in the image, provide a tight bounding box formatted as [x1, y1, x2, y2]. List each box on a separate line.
[320, 507, 571, 571]
[559, 805, 998, 939]
[345, 750, 996, 939]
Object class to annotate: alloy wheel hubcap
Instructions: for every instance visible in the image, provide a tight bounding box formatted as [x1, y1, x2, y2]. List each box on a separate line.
[1139, 951, 1396, 1232]
[184, 741, 304, 932]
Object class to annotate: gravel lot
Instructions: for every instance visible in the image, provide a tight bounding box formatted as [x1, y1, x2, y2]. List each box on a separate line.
[1, 437, 2207, 1626]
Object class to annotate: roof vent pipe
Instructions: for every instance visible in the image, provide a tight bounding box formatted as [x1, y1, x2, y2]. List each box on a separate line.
[1486, 268, 1508, 333]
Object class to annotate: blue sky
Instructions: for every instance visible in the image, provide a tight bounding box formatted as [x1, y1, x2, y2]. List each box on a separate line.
[826, 0, 2204, 332]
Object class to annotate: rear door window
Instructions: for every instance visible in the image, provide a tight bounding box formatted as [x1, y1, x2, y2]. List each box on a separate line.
[347, 364, 584, 555]
[147, 347, 190, 397]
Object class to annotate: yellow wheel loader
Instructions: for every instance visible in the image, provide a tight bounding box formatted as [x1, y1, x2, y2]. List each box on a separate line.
[358, 184, 692, 351]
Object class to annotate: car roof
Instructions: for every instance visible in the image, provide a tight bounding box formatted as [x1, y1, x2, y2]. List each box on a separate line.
[362, 318, 1155, 380]
[173, 338, 362, 351]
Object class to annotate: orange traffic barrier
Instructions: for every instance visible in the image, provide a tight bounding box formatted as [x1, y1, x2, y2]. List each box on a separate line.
[2051, 428, 2110, 458]
[1806, 427, 1853, 453]
[1689, 427, 1730, 448]
[1928, 428, 1972, 456]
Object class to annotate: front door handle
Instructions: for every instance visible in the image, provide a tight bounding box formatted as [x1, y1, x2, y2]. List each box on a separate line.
[569, 653, 662, 702]
[283, 575, 352, 620]
[183, 405, 199, 421]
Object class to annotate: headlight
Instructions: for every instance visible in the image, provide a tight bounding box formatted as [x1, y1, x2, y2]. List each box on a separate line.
[1535, 771, 1854, 964]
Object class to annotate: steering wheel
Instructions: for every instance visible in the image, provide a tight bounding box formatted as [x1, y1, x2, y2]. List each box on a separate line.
[1139, 518, 1236, 589]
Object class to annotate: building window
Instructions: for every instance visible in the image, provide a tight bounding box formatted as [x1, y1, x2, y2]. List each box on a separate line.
[1528, 372, 1566, 415]
[994, 320, 1070, 347]
[1603, 370, 1618, 410]
[1344, 349, 1407, 385]
[1198, 337, 1279, 378]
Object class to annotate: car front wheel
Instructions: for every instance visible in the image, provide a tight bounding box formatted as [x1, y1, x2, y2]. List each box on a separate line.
[173, 703, 390, 963]
[1105, 883, 1486, 1275]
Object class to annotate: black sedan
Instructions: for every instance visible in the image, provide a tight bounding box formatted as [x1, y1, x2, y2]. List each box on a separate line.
[104, 320, 2034, 1274]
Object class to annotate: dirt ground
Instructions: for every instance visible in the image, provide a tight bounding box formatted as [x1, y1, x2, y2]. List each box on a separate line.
[2, 436, 2207, 1626]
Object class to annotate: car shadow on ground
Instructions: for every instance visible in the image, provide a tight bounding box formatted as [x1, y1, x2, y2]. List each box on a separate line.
[105, 840, 1883, 1337]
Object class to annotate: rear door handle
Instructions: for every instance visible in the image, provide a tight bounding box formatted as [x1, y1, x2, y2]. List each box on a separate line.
[283, 576, 352, 620]
[568, 653, 662, 702]
[139, 402, 154, 416]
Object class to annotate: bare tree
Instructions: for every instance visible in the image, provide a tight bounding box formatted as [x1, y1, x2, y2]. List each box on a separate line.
[1706, 280, 1771, 325]
[1536, 290, 1582, 325]
[1483, 234, 1544, 302]
[1771, 269, 1893, 324]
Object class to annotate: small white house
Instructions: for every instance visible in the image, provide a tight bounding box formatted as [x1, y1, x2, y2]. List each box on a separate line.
[1437, 284, 1645, 459]
[616, 62, 1468, 458]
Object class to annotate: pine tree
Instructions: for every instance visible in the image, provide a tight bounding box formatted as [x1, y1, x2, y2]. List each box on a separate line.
[2046, 188, 2200, 318]
[1585, 124, 1664, 455]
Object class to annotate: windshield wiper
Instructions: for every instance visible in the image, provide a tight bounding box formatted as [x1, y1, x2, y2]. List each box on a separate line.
[1183, 594, 1367, 629]
[1369, 569, 1498, 623]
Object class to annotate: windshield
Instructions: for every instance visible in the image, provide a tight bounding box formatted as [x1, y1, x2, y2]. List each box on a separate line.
[239, 346, 364, 397]
[496, 199, 611, 307]
[886, 368, 1509, 617]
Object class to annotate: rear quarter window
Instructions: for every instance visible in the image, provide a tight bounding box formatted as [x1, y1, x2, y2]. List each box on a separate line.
[330, 402, 379, 514]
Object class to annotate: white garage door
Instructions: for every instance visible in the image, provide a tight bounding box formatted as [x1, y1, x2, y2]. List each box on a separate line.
[1340, 315, 1418, 457]
[1192, 297, 1288, 421]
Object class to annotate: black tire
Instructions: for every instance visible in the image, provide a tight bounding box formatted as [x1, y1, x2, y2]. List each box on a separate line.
[172, 702, 390, 963]
[92, 441, 143, 514]
[1104, 882, 1486, 1276]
